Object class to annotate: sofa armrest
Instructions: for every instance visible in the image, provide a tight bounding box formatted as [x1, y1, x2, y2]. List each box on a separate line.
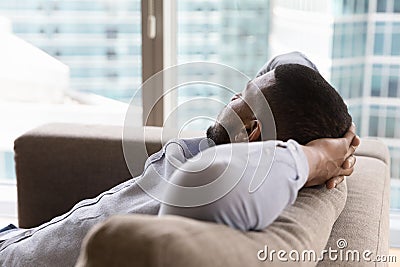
[15, 123, 203, 228]
[14, 123, 178, 228]
[354, 138, 390, 164]
[14, 123, 130, 228]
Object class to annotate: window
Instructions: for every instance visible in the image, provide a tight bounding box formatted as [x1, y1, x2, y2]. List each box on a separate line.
[397, 117, 400, 139]
[386, 117, 396, 138]
[333, 22, 367, 58]
[0, 152, 15, 182]
[105, 27, 118, 39]
[369, 116, 379, 137]
[373, 22, 400, 56]
[395, 0, 400, 12]
[342, 0, 368, 14]
[389, 77, 398, 97]
[106, 48, 117, 60]
[392, 33, 400, 55]
[369, 105, 380, 137]
[390, 147, 400, 183]
[169, 0, 271, 131]
[331, 65, 364, 99]
[374, 33, 384, 55]
[348, 104, 362, 132]
[372, 75, 382, 96]
[391, 182, 400, 210]
[377, 0, 387, 12]
[0, 0, 142, 192]
[371, 63, 400, 98]
[386, 106, 398, 136]
[332, 25, 342, 58]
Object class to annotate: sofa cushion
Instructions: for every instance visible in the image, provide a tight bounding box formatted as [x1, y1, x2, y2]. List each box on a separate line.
[354, 139, 390, 165]
[76, 181, 347, 267]
[317, 156, 390, 266]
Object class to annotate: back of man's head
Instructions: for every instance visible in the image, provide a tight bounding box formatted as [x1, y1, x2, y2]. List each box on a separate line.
[262, 63, 352, 144]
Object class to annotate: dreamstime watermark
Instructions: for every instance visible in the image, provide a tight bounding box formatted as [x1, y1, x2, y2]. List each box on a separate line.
[257, 238, 397, 263]
[122, 62, 277, 208]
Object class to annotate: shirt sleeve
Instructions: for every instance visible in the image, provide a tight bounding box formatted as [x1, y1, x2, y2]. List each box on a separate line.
[256, 51, 319, 77]
[158, 139, 310, 231]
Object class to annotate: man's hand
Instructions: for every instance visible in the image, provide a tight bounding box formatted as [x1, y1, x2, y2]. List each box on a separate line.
[301, 123, 360, 189]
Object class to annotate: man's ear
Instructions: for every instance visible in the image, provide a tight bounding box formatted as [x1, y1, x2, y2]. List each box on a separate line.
[247, 120, 261, 142]
[234, 128, 249, 142]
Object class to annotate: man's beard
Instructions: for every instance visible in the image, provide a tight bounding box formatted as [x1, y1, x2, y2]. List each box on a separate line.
[206, 123, 231, 146]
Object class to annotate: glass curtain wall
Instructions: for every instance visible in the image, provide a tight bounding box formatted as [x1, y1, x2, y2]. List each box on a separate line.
[173, 0, 270, 131]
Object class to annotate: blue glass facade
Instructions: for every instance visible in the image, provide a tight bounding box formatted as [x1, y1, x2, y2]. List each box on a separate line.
[391, 184, 400, 209]
[0, 152, 16, 181]
[0, 0, 142, 103]
[175, 0, 271, 130]
[332, 22, 368, 59]
[374, 21, 400, 56]
[335, 0, 369, 14]
[372, 64, 400, 98]
[0, 0, 271, 180]
[377, 0, 400, 13]
[270, 0, 400, 209]
[0, 0, 142, 181]
[331, 0, 400, 210]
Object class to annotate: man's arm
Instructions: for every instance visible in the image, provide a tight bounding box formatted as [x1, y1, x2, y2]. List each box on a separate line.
[159, 126, 359, 231]
[159, 139, 310, 231]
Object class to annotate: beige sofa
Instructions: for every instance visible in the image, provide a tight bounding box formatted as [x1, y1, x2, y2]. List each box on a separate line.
[14, 123, 390, 266]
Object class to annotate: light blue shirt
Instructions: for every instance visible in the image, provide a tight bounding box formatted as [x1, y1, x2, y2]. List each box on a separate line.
[159, 140, 309, 231]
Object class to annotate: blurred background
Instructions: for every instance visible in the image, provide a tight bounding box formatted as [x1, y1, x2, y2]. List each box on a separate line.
[0, 0, 399, 246]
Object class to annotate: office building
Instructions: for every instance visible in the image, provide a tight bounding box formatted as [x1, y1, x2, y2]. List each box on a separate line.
[269, 0, 400, 208]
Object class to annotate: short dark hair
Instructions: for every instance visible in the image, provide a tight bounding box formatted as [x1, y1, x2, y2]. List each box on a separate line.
[263, 64, 352, 144]
[206, 122, 230, 146]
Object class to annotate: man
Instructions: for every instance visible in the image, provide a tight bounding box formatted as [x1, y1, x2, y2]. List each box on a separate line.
[159, 56, 356, 230]
[0, 52, 359, 266]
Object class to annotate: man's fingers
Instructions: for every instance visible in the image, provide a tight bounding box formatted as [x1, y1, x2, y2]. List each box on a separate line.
[351, 135, 361, 147]
[326, 176, 345, 189]
[343, 123, 360, 151]
[343, 123, 356, 143]
[343, 123, 360, 159]
[338, 166, 354, 177]
[348, 145, 356, 156]
[326, 179, 335, 189]
[343, 143, 357, 161]
[342, 155, 357, 169]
